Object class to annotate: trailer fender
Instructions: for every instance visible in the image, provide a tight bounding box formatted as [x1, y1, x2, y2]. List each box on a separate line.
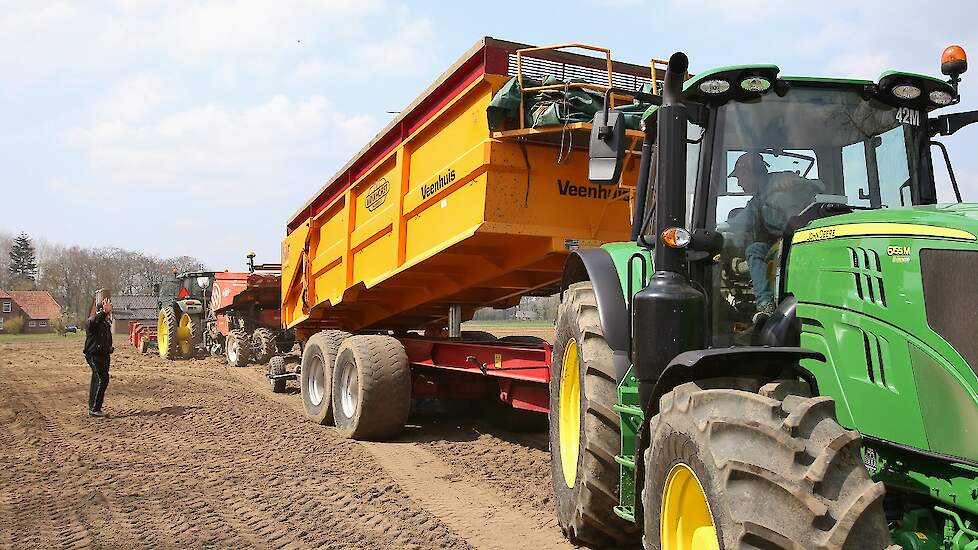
[561, 248, 630, 383]
[631, 346, 824, 529]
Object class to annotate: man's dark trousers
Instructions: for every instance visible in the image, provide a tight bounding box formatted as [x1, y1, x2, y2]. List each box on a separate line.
[87, 353, 110, 412]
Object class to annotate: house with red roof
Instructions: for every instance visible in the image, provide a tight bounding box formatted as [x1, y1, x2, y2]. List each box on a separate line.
[0, 290, 62, 333]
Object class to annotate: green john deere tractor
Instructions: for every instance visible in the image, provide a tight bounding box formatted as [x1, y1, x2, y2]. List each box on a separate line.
[156, 271, 215, 360]
[551, 46, 978, 549]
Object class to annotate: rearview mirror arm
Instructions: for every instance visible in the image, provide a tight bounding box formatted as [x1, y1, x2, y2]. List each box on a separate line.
[930, 110, 978, 137]
[599, 87, 662, 139]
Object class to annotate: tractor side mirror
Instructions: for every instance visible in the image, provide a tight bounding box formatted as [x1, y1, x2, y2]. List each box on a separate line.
[689, 228, 724, 256]
[588, 110, 626, 185]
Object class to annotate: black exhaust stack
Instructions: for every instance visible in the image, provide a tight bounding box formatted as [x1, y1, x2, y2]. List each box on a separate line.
[631, 52, 706, 408]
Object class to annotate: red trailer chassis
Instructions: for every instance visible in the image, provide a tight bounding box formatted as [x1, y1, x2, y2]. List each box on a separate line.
[403, 337, 551, 413]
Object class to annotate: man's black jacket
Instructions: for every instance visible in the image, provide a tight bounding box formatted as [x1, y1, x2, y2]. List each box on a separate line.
[84, 311, 114, 357]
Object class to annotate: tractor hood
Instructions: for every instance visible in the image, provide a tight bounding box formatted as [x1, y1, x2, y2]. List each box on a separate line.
[794, 203, 978, 245]
[787, 202, 978, 465]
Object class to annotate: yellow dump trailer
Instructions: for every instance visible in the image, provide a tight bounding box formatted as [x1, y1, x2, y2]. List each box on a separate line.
[282, 38, 656, 338]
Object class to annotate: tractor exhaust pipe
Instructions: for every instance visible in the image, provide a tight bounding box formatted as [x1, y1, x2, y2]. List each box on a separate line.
[631, 52, 705, 409]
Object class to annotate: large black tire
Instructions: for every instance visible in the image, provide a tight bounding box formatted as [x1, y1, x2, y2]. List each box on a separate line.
[331, 335, 411, 440]
[549, 281, 637, 547]
[226, 329, 250, 367]
[158, 306, 180, 360]
[643, 379, 891, 549]
[251, 328, 276, 364]
[268, 356, 287, 393]
[300, 330, 350, 425]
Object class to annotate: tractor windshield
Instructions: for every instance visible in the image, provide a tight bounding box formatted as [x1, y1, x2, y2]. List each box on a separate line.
[706, 86, 927, 345]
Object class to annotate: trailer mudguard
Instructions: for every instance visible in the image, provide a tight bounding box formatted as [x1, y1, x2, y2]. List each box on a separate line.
[561, 248, 630, 382]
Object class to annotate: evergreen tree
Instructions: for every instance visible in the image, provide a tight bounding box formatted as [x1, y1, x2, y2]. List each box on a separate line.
[8, 232, 38, 287]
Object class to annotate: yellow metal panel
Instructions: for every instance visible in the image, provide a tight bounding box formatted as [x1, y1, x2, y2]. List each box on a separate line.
[281, 221, 309, 328]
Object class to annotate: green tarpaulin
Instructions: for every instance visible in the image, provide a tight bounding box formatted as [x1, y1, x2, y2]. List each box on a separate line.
[487, 76, 652, 131]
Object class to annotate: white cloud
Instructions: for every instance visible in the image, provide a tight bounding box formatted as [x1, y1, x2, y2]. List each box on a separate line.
[70, 94, 378, 188]
[827, 51, 891, 79]
[99, 74, 165, 121]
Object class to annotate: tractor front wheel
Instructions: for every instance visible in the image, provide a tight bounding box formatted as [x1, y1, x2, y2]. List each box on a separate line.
[158, 307, 180, 360]
[549, 281, 637, 547]
[643, 379, 891, 549]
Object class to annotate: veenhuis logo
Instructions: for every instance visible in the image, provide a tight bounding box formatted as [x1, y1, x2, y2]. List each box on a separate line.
[422, 169, 456, 200]
[557, 179, 629, 201]
[365, 178, 390, 212]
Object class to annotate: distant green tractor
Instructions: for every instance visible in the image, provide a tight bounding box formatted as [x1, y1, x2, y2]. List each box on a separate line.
[156, 271, 215, 360]
[551, 45, 978, 548]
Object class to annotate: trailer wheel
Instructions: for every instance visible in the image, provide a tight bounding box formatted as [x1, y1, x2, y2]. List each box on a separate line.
[331, 335, 411, 440]
[226, 330, 250, 367]
[268, 356, 287, 393]
[252, 328, 276, 364]
[549, 281, 637, 547]
[158, 307, 181, 360]
[643, 379, 891, 549]
[300, 330, 350, 425]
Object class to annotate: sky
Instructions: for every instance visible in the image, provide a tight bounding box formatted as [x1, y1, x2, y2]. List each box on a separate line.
[3, 0, 978, 270]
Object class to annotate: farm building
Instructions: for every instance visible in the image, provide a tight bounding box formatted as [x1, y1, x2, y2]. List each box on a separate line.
[0, 290, 62, 333]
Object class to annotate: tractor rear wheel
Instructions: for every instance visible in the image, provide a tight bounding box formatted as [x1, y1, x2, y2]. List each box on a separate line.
[177, 312, 201, 357]
[158, 307, 180, 360]
[300, 330, 350, 425]
[268, 356, 287, 393]
[643, 379, 891, 549]
[226, 330, 250, 367]
[252, 328, 276, 364]
[331, 335, 411, 440]
[549, 281, 637, 547]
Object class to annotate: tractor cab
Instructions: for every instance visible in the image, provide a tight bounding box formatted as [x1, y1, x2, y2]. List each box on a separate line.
[612, 52, 978, 348]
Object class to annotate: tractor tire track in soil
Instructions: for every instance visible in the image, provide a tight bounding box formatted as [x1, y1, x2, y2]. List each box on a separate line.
[0, 337, 571, 549]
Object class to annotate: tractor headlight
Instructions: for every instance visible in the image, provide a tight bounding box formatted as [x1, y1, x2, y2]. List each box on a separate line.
[929, 90, 953, 106]
[892, 84, 922, 100]
[699, 79, 730, 94]
[740, 76, 771, 92]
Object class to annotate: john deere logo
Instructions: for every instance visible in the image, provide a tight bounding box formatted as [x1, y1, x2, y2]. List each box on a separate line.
[365, 178, 389, 212]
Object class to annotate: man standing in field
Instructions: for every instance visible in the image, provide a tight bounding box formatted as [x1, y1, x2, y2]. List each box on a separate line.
[84, 297, 113, 417]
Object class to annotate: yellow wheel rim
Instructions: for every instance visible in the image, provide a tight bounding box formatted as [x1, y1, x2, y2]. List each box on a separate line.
[177, 313, 193, 356]
[661, 463, 720, 550]
[158, 310, 169, 358]
[558, 338, 581, 488]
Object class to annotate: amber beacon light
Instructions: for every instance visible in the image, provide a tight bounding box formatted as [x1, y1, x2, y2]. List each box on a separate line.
[942, 45, 968, 77]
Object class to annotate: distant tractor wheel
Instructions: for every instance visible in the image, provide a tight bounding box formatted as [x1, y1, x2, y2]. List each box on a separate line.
[226, 329, 250, 367]
[158, 307, 181, 360]
[643, 379, 892, 549]
[331, 335, 411, 440]
[300, 330, 350, 425]
[268, 356, 287, 393]
[549, 281, 637, 547]
[252, 328, 276, 364]
[176, 312, 201, 357]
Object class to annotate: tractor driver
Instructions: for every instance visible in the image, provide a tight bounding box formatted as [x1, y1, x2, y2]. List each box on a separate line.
[725, 152, 822, 324]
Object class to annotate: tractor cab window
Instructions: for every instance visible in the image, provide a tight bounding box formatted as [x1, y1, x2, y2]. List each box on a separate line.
[705, 86, 925, 345]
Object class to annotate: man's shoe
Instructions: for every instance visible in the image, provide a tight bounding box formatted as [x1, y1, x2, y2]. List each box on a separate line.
[89, 409, 104, 418]
[752, 302, 776, 326]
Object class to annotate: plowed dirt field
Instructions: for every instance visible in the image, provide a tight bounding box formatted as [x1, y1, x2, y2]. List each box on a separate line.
[0, 336, 574, 549]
